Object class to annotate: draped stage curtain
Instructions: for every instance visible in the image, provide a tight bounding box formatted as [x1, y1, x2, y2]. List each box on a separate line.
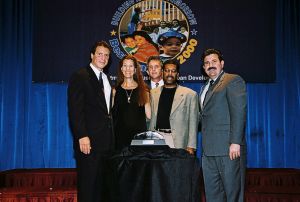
[0, 0, 299, 171]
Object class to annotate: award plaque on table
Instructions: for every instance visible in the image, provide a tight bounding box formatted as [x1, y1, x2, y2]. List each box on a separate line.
[130, 131, 168, 148]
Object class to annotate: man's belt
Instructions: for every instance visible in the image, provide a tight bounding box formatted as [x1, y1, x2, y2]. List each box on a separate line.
[157, 129, 172, 133]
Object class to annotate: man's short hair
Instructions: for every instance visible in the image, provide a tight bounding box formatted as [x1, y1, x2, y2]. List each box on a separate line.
[147, 56, 163, 67]
[201, 48, 224, 63]
[163, 59, 180, 73]
[90, 41, 112, 54]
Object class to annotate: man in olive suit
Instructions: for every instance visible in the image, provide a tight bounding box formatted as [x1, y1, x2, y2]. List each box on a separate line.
[149, 59, 198, 155]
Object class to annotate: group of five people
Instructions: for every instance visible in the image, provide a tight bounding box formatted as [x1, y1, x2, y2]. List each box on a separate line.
[68, 41, 247, 202]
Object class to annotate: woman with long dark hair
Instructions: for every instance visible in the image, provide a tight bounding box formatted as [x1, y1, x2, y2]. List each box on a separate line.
[112, 55, 151, 150]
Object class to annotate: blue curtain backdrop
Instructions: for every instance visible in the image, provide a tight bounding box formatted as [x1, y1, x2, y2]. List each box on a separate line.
[0, 0, 299, 171]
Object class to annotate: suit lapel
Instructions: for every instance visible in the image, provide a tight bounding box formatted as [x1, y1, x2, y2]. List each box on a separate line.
[107, 75, 114, 115]
[170, 86, 184, 115]
[86, 66, 108, 114]
[203, 72, 226, 108]
[153, 87, 162, 118]
[199, 80, 208, 107]
[199, 80, 209, 96]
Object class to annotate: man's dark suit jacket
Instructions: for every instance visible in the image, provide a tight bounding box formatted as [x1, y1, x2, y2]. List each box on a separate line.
[200, 72, 247, 156]
[68, 66, 114, 154]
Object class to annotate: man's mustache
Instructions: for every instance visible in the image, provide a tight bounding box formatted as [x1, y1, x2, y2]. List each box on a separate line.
[208, 67, 217, 71]
[167, 76, 174, 79]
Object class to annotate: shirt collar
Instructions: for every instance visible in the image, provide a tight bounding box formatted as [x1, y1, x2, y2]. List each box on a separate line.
[90, 63, 106, 79]
[151, 79, 164, 88]
[210, 70, 224, 82]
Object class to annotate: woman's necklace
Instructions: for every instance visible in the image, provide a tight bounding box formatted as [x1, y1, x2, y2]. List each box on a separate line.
[122, 80, 136, 103]
[125, 89, 134, 103]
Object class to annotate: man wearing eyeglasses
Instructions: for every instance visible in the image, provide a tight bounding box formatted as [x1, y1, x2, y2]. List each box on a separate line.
[149, 59, 199, 155]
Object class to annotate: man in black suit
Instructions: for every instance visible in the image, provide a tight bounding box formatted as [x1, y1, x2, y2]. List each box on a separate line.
[68, 41, 114, 202]
[199, 48, 247, 202]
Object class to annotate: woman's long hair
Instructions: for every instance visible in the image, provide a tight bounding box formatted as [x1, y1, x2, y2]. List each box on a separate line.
[116, 55, 149, 106]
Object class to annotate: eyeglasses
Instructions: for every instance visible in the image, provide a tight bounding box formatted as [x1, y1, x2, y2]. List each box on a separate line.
[163, 69, 177, 73]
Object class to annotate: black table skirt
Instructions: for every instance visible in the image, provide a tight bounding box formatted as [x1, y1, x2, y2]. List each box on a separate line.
[107, 146, 201, 202]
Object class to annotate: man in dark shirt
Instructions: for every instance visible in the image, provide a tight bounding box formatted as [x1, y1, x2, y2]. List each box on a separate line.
[149, 59, 198, 154]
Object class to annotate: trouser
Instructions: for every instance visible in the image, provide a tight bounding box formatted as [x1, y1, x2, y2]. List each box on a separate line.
[76, 151, 111, 202]
[202, 154, 246, 202]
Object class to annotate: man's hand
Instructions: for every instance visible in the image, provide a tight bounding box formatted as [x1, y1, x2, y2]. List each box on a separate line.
[186, 147, 195, 155]
[229, 143, 240, 160]
[79, 137, 91, 154]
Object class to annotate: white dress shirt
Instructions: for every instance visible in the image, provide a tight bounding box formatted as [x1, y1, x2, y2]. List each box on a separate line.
[150, 79, 164, 89]
[200, 71, 223, 109]
[90, 63, 111, 112]
[200, 80, 212, 109]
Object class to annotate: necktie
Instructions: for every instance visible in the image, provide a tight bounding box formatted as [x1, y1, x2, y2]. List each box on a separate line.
[99, 72, 104, 90]
[203, 80, 214, 106]
[99, 72, 111, 112]
[155, 82, 159, 88]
